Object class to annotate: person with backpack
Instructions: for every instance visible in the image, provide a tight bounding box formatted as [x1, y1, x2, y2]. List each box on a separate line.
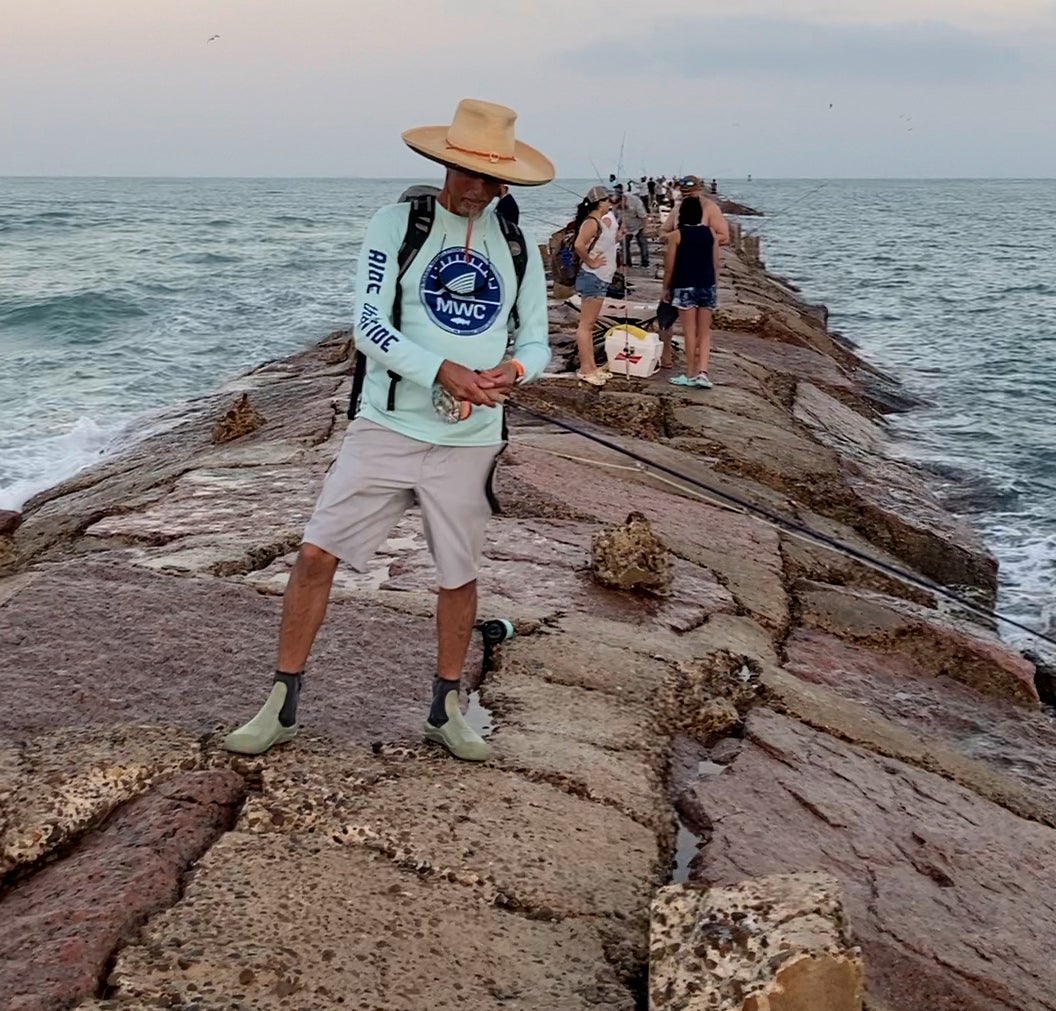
[223, 99, 554, 763]
[571, 184, 618, 385]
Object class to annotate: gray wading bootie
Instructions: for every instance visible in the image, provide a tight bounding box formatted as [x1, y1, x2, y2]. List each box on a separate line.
[424, 689, 490, 762]
[223, 682, 298, 755]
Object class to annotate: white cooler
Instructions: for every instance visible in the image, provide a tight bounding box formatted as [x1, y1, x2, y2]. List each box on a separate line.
[603, 325, 661, 377]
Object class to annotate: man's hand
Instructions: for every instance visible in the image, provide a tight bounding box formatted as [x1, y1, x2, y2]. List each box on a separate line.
[436, 360, 504, 407]
[477, 360, 519, 396]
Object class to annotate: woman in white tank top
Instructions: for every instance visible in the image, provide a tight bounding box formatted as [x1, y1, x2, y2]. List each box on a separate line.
[573, 185, 618, 385]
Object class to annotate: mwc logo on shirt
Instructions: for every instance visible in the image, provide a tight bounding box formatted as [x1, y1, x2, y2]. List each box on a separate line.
[419, 247, 504, 336]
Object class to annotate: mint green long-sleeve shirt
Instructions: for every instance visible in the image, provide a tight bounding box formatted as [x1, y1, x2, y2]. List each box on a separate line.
[354, 200, 551, 446]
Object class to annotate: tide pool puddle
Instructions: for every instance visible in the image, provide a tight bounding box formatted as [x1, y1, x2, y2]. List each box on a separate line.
[465, 690, 494, 738]
[671, 818, 702, 884]
[671, 759, 726, 883]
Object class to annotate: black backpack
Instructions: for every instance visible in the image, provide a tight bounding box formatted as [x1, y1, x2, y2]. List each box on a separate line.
[347, 194, 529, 419]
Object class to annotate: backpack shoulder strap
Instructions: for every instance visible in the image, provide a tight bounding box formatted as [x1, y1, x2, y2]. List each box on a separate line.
[393, 194, 436, 328]
[496, 212, 528, 290]
[348, 196, 436, 419]
[589, 217, 602, 250]
[496, 211, 528, 329]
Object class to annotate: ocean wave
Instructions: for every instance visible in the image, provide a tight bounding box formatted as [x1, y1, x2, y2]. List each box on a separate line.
[0, 291, 149, 340]
[271, 214, 317, 226]
[0, 210, 82, 233]
[0, 416, 122, 512]
[171, 251, 241, 265]
[988, 522, 1056, 659]
[1000, 282, 1055, 296]
[913, 460, 1023, 513]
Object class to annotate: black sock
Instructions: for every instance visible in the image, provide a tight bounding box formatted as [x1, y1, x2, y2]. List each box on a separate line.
[429, 678, 460, 727]
[274, 671, 302, 728]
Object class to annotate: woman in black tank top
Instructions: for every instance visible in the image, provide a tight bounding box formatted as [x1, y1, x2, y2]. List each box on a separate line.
[662, 196, 719, 388]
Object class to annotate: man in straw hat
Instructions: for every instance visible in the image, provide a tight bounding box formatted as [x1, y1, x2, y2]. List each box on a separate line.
[224, 99, 554, 762]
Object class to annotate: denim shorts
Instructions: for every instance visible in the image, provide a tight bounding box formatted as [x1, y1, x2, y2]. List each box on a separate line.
[673, 285, 717, 309]
[575, 270, 610, 300]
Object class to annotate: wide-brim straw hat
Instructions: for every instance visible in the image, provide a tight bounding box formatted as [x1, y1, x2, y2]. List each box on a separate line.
[402, 99, 555, 187]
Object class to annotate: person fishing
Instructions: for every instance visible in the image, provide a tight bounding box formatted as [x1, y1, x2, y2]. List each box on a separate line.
[611, 183, 650, 268]
[223, 99, 554, 762]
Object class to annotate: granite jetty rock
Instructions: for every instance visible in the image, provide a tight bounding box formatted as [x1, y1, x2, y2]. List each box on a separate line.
[1, 201, 1054, 1011]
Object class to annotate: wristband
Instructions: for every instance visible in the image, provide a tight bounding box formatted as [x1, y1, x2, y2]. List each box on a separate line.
[510, 358, 525, 384]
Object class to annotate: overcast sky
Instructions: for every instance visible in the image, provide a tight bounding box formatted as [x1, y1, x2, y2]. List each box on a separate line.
[3, 0, 1056, 178]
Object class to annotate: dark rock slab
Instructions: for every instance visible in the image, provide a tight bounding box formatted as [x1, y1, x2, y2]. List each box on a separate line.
[759, 309, 865, 373]
[4, 376, 341, 577]
[784, 627, 1056, 810]
[687, 709, 1056, 1011]
[519, 383, 670, 441]
[669, 398, 843, 499]
[795, 582, 1037, 703]
[857, 369, 927, 415]
[1, 725, 204, 878]
[0, 561, 441, 747]
[379, 515, 734, 633]
[493, 442, 786, 631]
[717, 197, 763, 217]
[843, 457, 998, 595]
[0, 769, 244, 1011]
[717, 330, 856, 393]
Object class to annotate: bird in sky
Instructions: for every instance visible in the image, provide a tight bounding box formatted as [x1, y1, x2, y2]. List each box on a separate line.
[207, 34, 220, 42]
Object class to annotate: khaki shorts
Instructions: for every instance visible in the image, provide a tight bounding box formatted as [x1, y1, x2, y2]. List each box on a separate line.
[303, 418, 502, 589]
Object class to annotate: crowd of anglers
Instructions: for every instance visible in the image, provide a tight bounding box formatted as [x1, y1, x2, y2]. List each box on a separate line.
[558, 174, 730, 389]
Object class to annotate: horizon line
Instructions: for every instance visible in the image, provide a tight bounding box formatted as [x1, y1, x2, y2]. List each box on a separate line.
[3, 174, 1056, 182]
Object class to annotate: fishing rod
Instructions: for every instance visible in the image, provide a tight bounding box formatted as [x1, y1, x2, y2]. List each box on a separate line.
[763, 181, 830, 220]
[520, 210, 571, 232]
[550, 179, 591, 202]
[507, 399, 1056, 653]
[736, 181, 832, 246]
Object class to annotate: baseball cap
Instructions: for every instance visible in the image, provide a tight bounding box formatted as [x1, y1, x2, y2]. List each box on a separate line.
[585, 184, 611, 203]
[679, 175, 703, 191]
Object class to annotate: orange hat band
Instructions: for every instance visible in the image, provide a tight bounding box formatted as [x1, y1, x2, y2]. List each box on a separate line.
[445, 140, 516, 164]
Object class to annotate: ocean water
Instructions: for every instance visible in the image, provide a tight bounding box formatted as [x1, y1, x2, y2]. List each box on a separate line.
[1, 177, 1053, 654]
